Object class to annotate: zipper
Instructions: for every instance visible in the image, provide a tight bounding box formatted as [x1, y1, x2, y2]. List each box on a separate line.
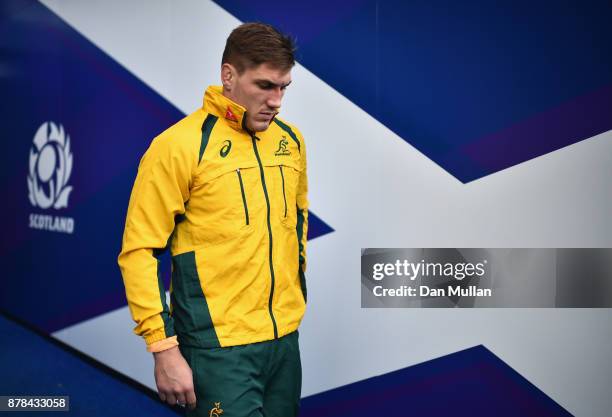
[236, 169, 249, 225]
[279, 166, 287, 218]
[250, 135, 278, 339]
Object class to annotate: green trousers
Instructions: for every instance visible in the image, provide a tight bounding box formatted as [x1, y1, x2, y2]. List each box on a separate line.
[180, 331, 302, 417]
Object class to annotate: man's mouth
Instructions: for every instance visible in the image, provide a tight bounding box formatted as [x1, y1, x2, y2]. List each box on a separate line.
[257, 111, 276, 121]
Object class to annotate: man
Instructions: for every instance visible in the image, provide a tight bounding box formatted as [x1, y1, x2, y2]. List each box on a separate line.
[118, 23, 308, 417]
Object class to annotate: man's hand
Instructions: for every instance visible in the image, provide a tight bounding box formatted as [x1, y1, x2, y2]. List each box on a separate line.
[153, 346, 197, 410]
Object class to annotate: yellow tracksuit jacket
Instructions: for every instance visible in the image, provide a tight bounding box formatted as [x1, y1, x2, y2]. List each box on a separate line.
[118, 85, 308, 352]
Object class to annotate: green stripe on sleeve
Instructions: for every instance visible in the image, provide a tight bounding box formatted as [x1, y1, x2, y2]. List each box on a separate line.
[155, 257, 175, 338]
[199, 114, 219, 163]
[296, 207, 307, 302]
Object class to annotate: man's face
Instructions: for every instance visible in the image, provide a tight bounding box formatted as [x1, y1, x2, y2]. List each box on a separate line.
[223, 63, 292, 132]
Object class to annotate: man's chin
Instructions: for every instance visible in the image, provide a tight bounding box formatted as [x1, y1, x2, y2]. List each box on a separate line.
[250, 120, 272, 132]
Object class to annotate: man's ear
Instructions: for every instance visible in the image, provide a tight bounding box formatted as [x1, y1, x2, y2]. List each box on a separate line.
[221, 63, 236, 91]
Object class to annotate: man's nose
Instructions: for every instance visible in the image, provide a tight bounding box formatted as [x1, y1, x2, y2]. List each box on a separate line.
[266, 88, 283, 110]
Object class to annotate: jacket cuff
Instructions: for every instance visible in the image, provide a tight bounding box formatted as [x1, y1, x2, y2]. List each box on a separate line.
[146, 335, 179, 353]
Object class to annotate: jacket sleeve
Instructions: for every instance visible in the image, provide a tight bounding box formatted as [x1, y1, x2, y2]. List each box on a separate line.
[117, 133, 196, 352]
[295, 128, 309, 301]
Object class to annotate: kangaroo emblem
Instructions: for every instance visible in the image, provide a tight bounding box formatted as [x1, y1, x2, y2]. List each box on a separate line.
[274, 137, 291, 156]
[209, 402, 223, 417]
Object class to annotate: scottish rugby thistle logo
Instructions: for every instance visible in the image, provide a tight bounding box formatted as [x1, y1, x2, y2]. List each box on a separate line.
[27, 122, 73, 209]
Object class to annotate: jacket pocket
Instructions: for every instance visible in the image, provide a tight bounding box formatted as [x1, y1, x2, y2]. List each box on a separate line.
[188, 165, 258, 247]
[236, 169, 250, 226]
[277, 164, 300, 229]
[278, 166, 287, 219]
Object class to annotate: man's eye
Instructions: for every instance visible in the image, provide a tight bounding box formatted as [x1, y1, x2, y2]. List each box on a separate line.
[258, 83, 273, 90]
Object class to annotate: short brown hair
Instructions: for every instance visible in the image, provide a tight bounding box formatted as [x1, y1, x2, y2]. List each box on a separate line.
[222, 23, 296, 73]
